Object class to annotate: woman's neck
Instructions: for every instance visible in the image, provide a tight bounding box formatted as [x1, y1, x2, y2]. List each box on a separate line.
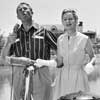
[65, 29, 77, 36]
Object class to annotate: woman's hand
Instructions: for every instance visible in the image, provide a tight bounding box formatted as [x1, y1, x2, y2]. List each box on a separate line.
[34, 58, 57, 68]
[34, 59, 44, 68]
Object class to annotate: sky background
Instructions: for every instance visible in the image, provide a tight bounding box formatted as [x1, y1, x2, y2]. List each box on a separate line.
[0, 0, 99, 36]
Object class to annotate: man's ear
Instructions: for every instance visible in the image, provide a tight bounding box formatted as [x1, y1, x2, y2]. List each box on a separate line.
[31, 11, 33, 15]
[17, 14, 20, 20]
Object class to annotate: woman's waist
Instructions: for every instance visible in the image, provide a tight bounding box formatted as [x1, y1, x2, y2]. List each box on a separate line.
[63, 64, 84, 70]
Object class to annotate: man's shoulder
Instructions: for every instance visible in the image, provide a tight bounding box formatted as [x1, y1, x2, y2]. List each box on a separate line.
[34, 25, 45, 35]
[33, 23, 53, 36]
[32, 21, 44, 30]
[33, 22, 40, 29]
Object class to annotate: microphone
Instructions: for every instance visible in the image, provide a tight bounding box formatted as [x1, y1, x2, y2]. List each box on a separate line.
[68, 36, 70, 40]
[13, 23, 20, 33]
[15, 38, 20, 42]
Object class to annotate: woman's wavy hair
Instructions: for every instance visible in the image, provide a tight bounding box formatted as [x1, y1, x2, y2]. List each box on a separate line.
[61, 9, 78, 21]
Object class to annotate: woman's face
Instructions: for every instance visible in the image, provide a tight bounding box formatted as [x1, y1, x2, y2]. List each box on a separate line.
[62, 12, 77, 31]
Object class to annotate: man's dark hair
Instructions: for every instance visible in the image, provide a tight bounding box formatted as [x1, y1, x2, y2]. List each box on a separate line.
[16, 2, 33, 14]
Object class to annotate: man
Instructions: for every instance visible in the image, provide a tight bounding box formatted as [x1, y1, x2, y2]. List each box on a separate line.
[4, 2, 57, 100]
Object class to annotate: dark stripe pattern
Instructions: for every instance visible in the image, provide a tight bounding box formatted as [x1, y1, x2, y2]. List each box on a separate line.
[9, 25, 57, 60]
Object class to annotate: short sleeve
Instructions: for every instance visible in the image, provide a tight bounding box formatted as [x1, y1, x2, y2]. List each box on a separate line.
[45, 29, 57, 50]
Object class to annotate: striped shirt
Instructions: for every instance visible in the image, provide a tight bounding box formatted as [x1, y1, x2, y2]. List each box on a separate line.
[9, 24, 57, 60]
[9, 24, 57, 100]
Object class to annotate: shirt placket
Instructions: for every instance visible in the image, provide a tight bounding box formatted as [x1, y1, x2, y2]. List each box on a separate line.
[26, 32, 30, 58]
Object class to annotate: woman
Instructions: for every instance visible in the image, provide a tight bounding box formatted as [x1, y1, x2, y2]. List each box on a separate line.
[53, 9, 96, 100]
[35, 9, 95, 100]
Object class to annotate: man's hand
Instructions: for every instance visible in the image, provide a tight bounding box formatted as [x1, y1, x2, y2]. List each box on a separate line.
[6, 33, 17, 44]
[6, 24, 20, 45]
[13, 23, 20, 33]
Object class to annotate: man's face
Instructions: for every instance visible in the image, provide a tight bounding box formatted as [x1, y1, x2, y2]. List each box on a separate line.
[17, 4, 33, 21]
[62, 12, 77, 31]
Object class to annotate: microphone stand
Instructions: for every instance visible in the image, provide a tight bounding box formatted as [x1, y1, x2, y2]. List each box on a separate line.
[23, 62, 36, 100]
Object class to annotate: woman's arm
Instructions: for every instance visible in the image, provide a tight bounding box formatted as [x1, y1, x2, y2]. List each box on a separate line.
[56, 54, 63, 68]
[85, 38, 96, 65]
[56, 37, 63, 68]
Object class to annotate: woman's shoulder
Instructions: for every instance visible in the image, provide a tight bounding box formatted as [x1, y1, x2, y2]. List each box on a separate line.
[77, 32, 88, 39]
[58, 33, 66, 41]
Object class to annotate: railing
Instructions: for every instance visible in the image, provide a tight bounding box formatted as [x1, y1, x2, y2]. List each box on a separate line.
[0, 63, 35, 100]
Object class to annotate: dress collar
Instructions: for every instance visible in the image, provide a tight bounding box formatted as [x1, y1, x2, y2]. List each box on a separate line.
[64, 31, 78, 38]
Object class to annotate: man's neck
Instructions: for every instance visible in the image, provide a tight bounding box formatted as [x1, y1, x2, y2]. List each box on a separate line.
[22, 19, 33, 31]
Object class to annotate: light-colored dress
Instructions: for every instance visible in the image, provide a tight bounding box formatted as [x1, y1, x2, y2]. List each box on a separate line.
[53, 32, 90, 100]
